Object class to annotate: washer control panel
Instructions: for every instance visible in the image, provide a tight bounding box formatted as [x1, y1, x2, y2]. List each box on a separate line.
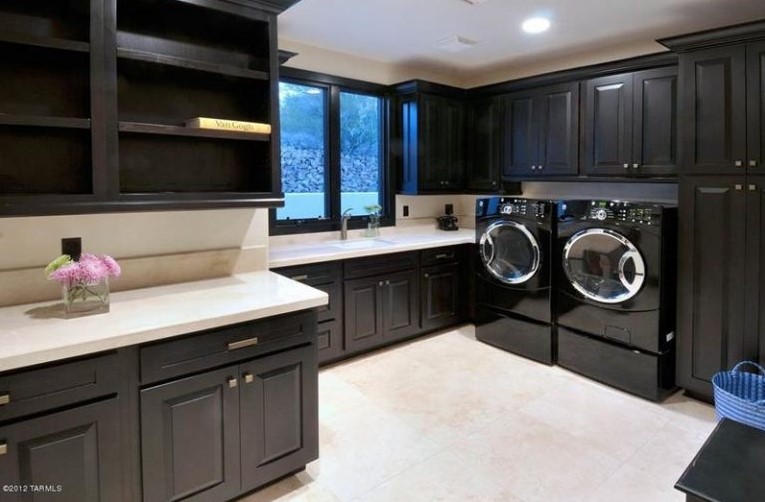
[499, 199, 550, 220]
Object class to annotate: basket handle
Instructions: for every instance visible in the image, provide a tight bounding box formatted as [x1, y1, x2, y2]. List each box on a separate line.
[731, 361, 765, 375]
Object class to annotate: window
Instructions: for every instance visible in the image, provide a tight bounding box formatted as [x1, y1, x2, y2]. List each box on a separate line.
[272, 70, 390, 234]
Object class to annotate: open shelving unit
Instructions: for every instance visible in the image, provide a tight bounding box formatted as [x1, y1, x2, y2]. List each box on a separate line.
[0, 0, 290, 216]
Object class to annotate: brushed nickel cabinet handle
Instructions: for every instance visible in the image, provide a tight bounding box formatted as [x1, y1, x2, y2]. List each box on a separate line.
[0, 441, 6, 455]
[435, 253, 449, 259]
[735, 160, 743, 167]
[632, 163, 639, 169]
[538, 165, 544, 170]
[227, 377, 238, 388]
[424, 273, 429, 278]
[290, 274, 309, 281]
[735, 184, 743, 191]
[750, 184, 757, 191]
[623, 163, 629, 168]
[751, 160, 759, 167]
[0, 393, 9, 406]
[228, 337, 258, 351]
[530, 165, 537, 170]
[378, 281, 383, 287]
[243, 373, 254, 384]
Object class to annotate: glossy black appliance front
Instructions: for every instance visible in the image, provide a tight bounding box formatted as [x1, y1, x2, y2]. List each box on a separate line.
[475, 197, 555, 364]
[555, 199, 678, 400]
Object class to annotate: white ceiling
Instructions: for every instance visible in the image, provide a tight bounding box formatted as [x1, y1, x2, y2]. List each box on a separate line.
[278, 0, 765, 76]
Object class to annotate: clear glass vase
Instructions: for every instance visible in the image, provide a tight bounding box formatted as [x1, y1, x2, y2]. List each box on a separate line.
[364, 215, 381, 238]
[63, 277, 110, 318]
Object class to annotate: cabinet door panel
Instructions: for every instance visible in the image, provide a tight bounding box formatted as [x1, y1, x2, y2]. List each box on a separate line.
[467, 97, 501, 191]
[583, 73, 633, 176]
[633, 67, 678, 175]
[399, 97, 419, 194]
[421, 263, 462, 331]
[0, 398, 123, 502]
[384, 270, 420, 341]
[502, 94, 536, 177]
[344, 276, 384, 352]
[445, 99, 465, 188]
[748, 42, 765, 173]
[419, 95, 464, 191]
[141, 366, 240, 502]
[746, 177, 765, 366]
[677, 177, 747, 399]
[681, 47, 747, 174]
[317, 318, 344, 365]
[240, 344, 318, 492]
[537, 83, 579, 175]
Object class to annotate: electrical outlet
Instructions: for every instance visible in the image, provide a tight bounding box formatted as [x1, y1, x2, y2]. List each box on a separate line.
[61, 237, 82, 261]
[403, 205, 409, 217]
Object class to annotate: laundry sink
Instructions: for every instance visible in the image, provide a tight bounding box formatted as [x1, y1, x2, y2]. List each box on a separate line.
[327, 239, 396, 250]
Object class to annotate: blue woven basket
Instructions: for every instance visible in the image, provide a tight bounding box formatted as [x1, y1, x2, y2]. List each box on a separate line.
[712, 361, 765, 431]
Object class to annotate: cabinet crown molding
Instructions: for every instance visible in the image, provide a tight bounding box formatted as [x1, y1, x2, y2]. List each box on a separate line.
[659, 19, 765, 52]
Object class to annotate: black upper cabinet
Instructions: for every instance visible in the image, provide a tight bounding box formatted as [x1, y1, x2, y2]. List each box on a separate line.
[0, 0, 287, 216]
[466, 97, 502, 191]
[395, 82, 466, 194]
[679, 47, 747, 175]
[633, 67, 679, 175]
[502, 82, 579, 178]
[748, 42, 765, 173]
[583, 68, 677, 177]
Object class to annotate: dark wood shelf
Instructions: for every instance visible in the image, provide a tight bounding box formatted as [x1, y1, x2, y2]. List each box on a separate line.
[117, 47, 269, 80]
[0, 114, 90, 129]
[0, 32, 89, 53]
[118, 122, 270, 141]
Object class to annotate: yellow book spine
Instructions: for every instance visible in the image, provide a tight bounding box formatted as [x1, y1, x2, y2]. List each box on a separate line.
[185, 117, 271, 134]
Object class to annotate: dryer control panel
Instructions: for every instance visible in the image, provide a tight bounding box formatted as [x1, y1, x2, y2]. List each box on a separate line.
[585, 201, 659, 225]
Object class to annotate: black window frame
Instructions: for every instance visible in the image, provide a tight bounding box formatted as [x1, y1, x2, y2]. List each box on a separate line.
[270, 68, 394, 236]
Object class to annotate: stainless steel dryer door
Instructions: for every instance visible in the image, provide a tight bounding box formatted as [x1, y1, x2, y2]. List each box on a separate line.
[479, 221, 541, 285]
[562, 228, 646, 304]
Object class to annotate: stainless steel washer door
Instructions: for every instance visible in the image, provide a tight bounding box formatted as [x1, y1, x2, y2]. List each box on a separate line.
[562, 228, 646, 304]
[479, 221, 541, 285]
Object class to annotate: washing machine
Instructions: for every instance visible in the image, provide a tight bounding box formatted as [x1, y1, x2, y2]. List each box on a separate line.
[474, 197, 556, 364]
[555, 199, 677, 400]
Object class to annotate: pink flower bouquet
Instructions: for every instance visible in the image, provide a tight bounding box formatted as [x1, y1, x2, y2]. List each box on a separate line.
[46, 253, 121, 317]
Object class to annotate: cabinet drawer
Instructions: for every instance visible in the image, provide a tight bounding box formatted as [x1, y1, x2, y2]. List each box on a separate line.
[274, 261, 341, 286]
[344, 252, 417, 279]
[313, 281, 341, 323]
[0, 352, 120, 423]
[421, 246, 462, 266]
[317, 319, 344, 365]
[140, 310, 317, 385]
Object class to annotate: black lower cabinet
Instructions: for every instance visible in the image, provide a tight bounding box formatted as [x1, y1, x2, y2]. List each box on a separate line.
[421, 263, 463, 331]
[344, 269, 419, 352]
[141, 366, 242, 502]
[0, 398, 124, 502]
[240, 344, 318, 492]
[141, 344, 319, 502]
[676, 177, 751, 400]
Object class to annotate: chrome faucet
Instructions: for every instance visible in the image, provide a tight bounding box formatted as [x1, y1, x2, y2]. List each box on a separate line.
[340, 208, 353, 240]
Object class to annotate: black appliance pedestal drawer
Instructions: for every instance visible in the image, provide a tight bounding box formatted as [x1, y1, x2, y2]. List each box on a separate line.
[557, 326, 676, 401]
[475, 306, 554, 365]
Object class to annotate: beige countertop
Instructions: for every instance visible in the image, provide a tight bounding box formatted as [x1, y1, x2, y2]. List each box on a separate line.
[269, 226, 475, 268]
[0, 271, 328, 373]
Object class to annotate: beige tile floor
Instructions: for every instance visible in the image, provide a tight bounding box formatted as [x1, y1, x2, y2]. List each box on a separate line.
[240, 325, 717, 502]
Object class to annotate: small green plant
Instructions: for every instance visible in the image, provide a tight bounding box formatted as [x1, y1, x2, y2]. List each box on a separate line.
[364, 204, 382, 216]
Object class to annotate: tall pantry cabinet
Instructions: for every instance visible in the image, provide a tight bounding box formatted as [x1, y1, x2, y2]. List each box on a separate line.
[661, 25, 765, 400]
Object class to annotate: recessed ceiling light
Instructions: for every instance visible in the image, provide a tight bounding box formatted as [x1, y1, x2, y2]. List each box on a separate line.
[522, 17, 551, 34]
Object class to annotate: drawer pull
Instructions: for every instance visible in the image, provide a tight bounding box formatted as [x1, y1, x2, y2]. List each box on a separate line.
[0, 441, 7, 455]
[0, 393, 9, 406]
[228, 337, 258, 351]
[227, 377, 238, 388]
[290, 274, 309, 281]
[243, 372, 254, 384]
[435, 253, 449, 259]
